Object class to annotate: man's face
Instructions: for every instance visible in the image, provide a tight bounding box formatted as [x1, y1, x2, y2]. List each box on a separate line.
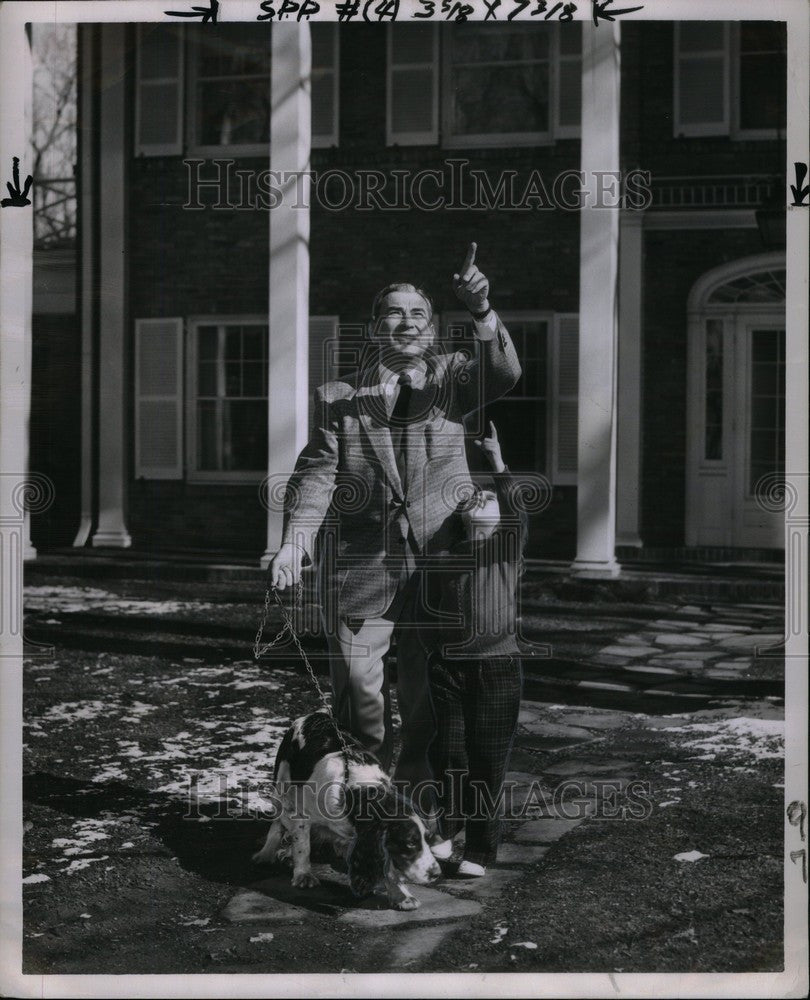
[374, 290, 435, 360]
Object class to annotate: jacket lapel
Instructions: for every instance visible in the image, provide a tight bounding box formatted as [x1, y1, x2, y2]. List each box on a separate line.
[356, 388, 404, 500]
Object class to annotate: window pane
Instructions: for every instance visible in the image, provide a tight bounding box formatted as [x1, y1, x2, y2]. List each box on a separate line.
[311, 24, 335, 69]
[679, 22, 724, 53]
[242, 326, 266, 360]
[139, 27, 180, 79]
[223, 400, 267, 470]
[391, 68, 434, 133]
[138, 83, 181, 145]
[704, 319, 723, 460]
[451, 65, 549, 135]
[198, 326, 218, 360]
[748, 329, 785, 493]
[242, 362, 265, 397]
[196, 25, 271, 78]
[197, 400, 218, 470]
[225, 362, 241, 396]
[225, 326, 243, 360]
[391, 24, 435, 65]
[197, 361, 217, 397]
[559, 27, 582, 56]
[678, 55, 725, 124]
[197, 80, 270, 146]
[451, 25, 549, 64]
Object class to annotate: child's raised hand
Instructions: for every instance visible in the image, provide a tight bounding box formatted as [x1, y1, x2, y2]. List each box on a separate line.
[474, 421, 506, 473]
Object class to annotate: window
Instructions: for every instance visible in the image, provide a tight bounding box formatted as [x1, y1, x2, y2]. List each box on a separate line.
[190, 25, 272, 155]
[674, 22, 786, 139]
[388, 24, 580, 148]
[443, 312, 578, 485]
[188, 319, 269, 479]
[135, 24, 339, 157]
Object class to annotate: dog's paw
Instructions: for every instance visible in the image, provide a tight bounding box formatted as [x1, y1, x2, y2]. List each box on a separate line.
[394, 895, 420, 911]
[291, 870, 320, 889]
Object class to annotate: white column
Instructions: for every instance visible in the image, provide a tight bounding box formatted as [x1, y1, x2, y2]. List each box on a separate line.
[262, 24, 312, 568]
[571, 22, 621, 579]
[92, 24, 131, 548]
[615, 210, 643, 549]
[73, 25, 95, 547]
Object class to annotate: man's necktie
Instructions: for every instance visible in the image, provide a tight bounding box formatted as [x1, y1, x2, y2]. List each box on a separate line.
[390, 372, 412, 486]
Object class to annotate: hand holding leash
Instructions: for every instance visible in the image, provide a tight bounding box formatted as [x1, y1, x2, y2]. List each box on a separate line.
[268, 541, 304, 590]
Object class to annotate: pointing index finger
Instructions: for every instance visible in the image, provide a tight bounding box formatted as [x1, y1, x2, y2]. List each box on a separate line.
[460, 241, 477, 275]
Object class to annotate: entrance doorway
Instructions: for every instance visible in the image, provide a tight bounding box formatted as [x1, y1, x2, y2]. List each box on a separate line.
[685, 253, 786, 550]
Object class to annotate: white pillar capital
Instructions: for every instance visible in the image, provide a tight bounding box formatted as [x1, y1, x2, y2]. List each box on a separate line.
[571, 21, 622, 579]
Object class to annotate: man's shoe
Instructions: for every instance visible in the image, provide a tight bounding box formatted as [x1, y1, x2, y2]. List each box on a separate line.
[430, 838, 454, 860]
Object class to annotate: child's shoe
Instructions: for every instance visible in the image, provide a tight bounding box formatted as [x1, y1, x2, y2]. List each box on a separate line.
[429, 838, 454, 860]
[456, 859, 486, 877]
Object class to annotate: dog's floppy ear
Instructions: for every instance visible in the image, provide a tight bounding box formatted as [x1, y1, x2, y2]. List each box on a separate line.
[346, 785, 386, 898]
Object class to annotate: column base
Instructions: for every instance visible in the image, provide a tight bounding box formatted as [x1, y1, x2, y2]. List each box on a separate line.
[570, 558, 622, 579]
[92, 529, 132, 548]
[615, 533, 643, 548]
[24, 543, 37, 561]
[260, 549, 274, 570]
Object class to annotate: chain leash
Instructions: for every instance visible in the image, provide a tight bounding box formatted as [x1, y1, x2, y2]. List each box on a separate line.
[254, 580, 355, 758]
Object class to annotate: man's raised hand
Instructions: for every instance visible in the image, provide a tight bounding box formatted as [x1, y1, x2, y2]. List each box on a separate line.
[474, 420, 506, 473]
[452, 242, 490, 315]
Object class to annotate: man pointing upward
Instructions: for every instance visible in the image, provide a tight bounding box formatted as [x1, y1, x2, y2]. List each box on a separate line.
[269, 244, 521, 794]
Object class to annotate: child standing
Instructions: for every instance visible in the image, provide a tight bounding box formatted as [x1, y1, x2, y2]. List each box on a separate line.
[423, 422, 528, 877]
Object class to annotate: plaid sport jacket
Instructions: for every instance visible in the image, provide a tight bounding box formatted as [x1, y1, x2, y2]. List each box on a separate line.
[281, 313, 521, 619]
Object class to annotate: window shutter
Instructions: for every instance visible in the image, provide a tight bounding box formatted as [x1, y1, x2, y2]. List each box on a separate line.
[387, 24, 439, 145]
[552, 314, 578, 486]
[135, 25, 184, 156]
[311, 24, 339, 148]
[308, 316, 339, 430]
[674, 23, 729, 137]
[135, 318, 184, 478]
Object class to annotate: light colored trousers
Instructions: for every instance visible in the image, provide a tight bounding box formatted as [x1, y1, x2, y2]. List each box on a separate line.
[325, 574, 436, 794]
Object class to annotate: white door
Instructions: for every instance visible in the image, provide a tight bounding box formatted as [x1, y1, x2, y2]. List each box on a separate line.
[732, 319, 785, 548]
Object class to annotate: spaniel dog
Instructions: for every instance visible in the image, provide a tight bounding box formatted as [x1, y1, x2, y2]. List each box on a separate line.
[253, 711, 441, 910]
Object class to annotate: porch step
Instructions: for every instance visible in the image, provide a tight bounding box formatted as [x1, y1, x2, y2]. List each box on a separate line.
[26, 549, 784, 603]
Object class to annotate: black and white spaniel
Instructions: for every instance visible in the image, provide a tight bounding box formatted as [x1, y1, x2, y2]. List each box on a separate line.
[253, 711, 441, 910]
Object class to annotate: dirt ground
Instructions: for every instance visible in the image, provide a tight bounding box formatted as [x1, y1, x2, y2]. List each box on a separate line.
[19, 581, 786, 978]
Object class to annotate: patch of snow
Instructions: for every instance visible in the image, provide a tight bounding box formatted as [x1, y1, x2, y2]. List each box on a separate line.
[250, 932, 275, 943]
[659, 800, 681, 808]
[666, 717, 783, 761]
[673, 851, 709, 863]
[490, 925, 508, 945]
[23, 874, 50, 885]
[512, 941, 538, 949]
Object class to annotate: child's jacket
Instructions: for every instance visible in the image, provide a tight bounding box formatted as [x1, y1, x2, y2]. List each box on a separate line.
[420, 468, 529, 659]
